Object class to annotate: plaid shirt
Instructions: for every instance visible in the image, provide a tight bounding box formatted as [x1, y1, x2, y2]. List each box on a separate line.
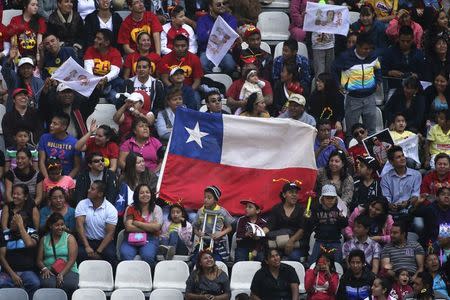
[272, 54, 312, 89]
[342, 237, 382, 266]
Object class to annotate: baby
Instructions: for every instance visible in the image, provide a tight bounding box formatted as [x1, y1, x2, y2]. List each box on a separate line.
[239, 69, 265, 101]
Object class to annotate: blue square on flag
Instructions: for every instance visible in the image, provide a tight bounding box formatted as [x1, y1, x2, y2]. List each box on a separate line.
[169, 108, 223, 163]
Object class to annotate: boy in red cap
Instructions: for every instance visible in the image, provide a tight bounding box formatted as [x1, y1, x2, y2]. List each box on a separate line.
[235, 199, 267, 262]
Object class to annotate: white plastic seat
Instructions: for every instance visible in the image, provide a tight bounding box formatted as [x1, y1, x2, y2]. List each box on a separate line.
[349, 11, 360, 24]
[72, 288, 106, 300]
[0, 104, 6, 134]
[111, 289, 145, 300]
[257, 12, 290, 42]
[149, 289, 184, 300]
[153, 260, 190, 291]
[2, 9, 22, 26]
[78, 260, 114, 291]
[116, 10, 131, 20]
[263, 0, 290, 9]
[274, 41, 308, 59]
[33, 288, 67, 300]
[375, 106, 384, 132]
[230, 232, 237, 261]
[308, 232, 315, 256]
[230, 261, 262, 291]
[282, 261, 306, 294]
[0, 288, 29, 300]
[204, 73, 233, 91]
[115, 260, 152, 291]
[310, 262, 344, 278]
[86, 103, 118, 131]
[241, 41, 272, 54]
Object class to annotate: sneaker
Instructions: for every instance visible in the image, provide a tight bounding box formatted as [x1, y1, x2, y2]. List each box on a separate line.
[166, 246, 176, 260]
[158, 245, 169, 257]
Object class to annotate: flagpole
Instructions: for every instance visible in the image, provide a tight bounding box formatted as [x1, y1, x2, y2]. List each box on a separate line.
[156, 121, 174, 198]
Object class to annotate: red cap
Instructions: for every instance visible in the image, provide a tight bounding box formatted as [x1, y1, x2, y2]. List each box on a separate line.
[240, 199, 263, 210]
[12, 88, 28, 98]
[244, 25, 261, 39]
[133, 90, 151, 113]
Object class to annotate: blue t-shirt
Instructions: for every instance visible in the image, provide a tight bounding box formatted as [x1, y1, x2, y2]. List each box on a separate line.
[42, 47, 79, 80]
[38, 133, 80, 175]
[39, 206, 76, 232]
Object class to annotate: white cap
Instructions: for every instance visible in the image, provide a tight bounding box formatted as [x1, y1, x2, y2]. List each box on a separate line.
[18, 57, 34, 67]
[56, 83, 71, 92]
[288, 93, 306, 106]
[127, 92, 144, 103]
[321, 184, 338, 197]
[169, 67, 185, 77]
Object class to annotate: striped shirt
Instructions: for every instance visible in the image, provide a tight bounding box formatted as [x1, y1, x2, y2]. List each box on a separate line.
[342, 237, 382, 266]
[381, 241, 425, 274]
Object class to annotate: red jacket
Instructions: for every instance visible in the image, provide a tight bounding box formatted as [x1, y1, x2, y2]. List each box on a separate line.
[305, 269, 339, 300]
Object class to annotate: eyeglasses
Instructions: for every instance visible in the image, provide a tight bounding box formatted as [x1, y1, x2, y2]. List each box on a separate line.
[92, 158, 105, 163]
[353, 129, 366, 137]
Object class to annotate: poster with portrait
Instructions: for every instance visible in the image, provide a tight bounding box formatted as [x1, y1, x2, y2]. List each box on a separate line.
[363, 129, 395, 167]
[206, 16, 239, 67]
[303, 2, 350, 36]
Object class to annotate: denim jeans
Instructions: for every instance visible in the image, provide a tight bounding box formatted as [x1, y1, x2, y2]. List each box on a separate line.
[235, 247, 264, 262]
[308, 241, 343, 265]
[120, 235, 159, 264]
[160, 231, 189, 255]
[0, 270, 40, 298]
[200, 52, 236, 75]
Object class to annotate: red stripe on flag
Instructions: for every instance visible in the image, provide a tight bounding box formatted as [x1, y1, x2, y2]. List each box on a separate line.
[159, 154, 317, 215]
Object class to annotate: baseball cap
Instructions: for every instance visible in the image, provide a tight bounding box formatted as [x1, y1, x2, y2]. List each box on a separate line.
[240, 199, 263, 210]
[357, 155, 380, 171]
[12, 88, 28, 98]
[282, 182, 301, 193]
[288, 93, 306, 106]
[56, 83, 72, 92]
[18, 57, 34, 67]
[169, 67, 185, 77]
[127, 92, 144, 103]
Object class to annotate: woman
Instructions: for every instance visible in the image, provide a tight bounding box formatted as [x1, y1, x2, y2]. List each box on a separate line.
[7, 0, 46, 59]
[316, 149, 354, 208]
[250, 248, 300, 300]
[424, 253, 450, 299]
[424, 72, 450, 125]
[349, 4, 389, 50]
[271, 62, 303, 116]
[345, 196, 394, 245]
[185, 249, 231, 300]
[305, 252, 339, 300]
[239, 92, 270, 118]
[265, 182, 307, 261]
[308, 73, 345, 137]
[424, 37, 450, 82]
[1, 183, 39, 231]
[123, 32, 161, 80]
[84, 0, 122, 48]
[5, 148, 44, 207]
[386, 9, 423, 49]
[384, 75, 426, 133]
[36, 212, 78, 296]
[39, 187, 76, 232]
[369, 277, 393, 300]
[75, 122, 120, 172]
[120, 184, 162, 265]
[423, 10, 450, 57]
[119, 118, 162, 171]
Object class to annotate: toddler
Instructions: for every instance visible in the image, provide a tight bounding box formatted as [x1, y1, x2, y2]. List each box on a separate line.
[239, 69, 265, 101]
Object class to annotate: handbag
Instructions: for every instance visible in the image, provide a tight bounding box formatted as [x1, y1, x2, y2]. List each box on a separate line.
[50, 235, 67, 274]
[266, 229, 300, 249]
[128, 232, 148, 246]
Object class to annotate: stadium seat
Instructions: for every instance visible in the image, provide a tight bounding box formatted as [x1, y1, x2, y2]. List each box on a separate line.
[2, 9, 22, 26]
[72, 288, 106, 300]
[116, 10, 131, 19]
[193, 260, 229, 276]
[230, 232, 237, 261]
[0, 288, 29, 300]
[204, 73, 233, 91]
[349, 11, 360, 24]
[310, 262, 344, 278]
[111, 289, 145, 300]
[375, 106, 384, 132]
[241, 41, 272, 54]
[263, 0, 290, 9]
[78, 260, 114, 291]
[149, 289, 184, 300]
[230, 261, 262, 291]
[33, 288, 67, 300]
[257, 12, 290, 44]
[86, 103, 118, 131]
[274, 41, 308, 59]
[0, 104, 6, 134]
[153, 260, 190, 291]
[283, 261, 306, 294]
[231, 290, 250, 299]
[116, 229, 142, 260]
[115, 260, 152, 292]
[308, 232, 316, 256]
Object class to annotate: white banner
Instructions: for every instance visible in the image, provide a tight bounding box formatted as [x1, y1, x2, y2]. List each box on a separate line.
[206, 16, 239, 67]
[303, 2, 350, 36]
[51, 57, 103, 98]
[397, 134, 420, 164]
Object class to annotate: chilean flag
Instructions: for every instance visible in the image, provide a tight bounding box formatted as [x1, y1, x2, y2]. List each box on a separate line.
[157, 108, 318, 215]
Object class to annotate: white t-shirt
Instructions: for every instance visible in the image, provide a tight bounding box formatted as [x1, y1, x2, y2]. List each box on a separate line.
[312, 32, 335, 50]
[98, 16, 113, 31]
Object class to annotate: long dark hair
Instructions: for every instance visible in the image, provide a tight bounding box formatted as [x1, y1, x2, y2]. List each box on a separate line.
[193, 249, 219, 283]
[283, 62, 300, 83]
[44, 212, 64, 234]
[15, 148, 33, 170]
[98, 125, 120, 144]
[361, 196, 389, 230]
[315, 252, 336, 273]
[8, 183, 35, 228]
[132, 183, 156, 214]
[243, 92, 260, 114]
[122, 152, 153, 189]
[425, 10, 449, 56]
[313, 72, 339, 104]
[22, 0, 40, 32]
[325, 149, 349, 181]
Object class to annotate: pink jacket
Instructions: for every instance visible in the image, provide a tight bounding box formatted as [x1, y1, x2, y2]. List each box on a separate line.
[289, 0, 310, 30]
[160, 220, 194, 253]
[344, 207, 393, 244]
[385, 18, 423, 49]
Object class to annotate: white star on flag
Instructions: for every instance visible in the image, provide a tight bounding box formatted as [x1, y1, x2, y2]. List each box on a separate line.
[116, 194, 125, 204]
[185, 122, 209, 148]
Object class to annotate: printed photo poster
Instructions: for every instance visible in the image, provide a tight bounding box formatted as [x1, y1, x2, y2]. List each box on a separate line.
[206, 16, 239, 67]
[396, 134, 420, 164]
[303, 2, 350, 36]
[363, 129, 394, 168]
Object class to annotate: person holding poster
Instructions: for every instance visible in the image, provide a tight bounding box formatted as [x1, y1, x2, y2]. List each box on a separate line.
[289, 0, 308, 42]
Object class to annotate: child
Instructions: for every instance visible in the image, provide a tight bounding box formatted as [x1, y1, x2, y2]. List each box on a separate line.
[235, 199, 267, 262]
[351, 156, 382, 211]
[389, 269, 413, 299]
[192, 185, 234, 262]
[156, 87, 184, 142]
[42, 157, 75, 201]
[371, 277, 394, 300]
[342, 215, 382, 274]
[389, 113, 415, 143]
[159, 203, 193, 259]
[5, 129, 38, 171]
[307, 184, 348, 265]
[305, 253, 340, 300]
[346, 31, 358, 49]
[161, 5, 197, 55]
[425, 109, 450, 169]
[239, 69, 265, 101]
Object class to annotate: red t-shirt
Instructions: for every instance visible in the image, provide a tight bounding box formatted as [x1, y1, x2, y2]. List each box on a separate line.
[8, 15, 47, 57]
[165, 25, 190, 50]
[158, 51, 203, 86]
[420, 170, 450, 195]
[117, 12, 163, 51]
[86, 137, 120, 160]
[226, 78, 273, 100]
[84, 46, 123, 76]
[0, 24, 8, 52]
[124, 51, 160, 77]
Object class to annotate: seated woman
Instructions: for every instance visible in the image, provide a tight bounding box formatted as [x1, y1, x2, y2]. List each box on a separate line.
[185, 249, 231, 300]
[40, 187, 76, 232]
[250, 248, 300, 299]
[424, 72, 450, 126]
[305, 252, 339, 300]
[239, 92, 270, 118]
[84, 0, 122, 48]
[424, 253, 450, 299]
[36, 212, 79, 297]
[1, 183, 39, 231]
[120, 184, 162, 265]
[270, 63, 303, 116]
[424, 37, 450, 82]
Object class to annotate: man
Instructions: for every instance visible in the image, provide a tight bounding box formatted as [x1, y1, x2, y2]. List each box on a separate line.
[117, 0, 162, 55]
[381, 222, 425, 278]
[0, 213, 40, 298]
[272, 38, 312, 91]
[382, 26, 425, 89]
[75, 181, 118, 267]
[73, 152, 117, 205]
[205, 90, 228, 114]
[420, 153, 450, 198]
[381, 145, 421, 220]
[196, 0, 237, 74]
[314, 118, 347, 168]
[84, 29, 123, 104]
[239, 25, 272, 82]
[38, 112, 81, 178]
[167, 67, 197, 110]
[332, 32, 382, 140]
[277, 93, 316, 126]
[348, 123, 369, 165]
[405, 272, 434, 300]
[39, 32, 78, 80]
[372, 137, 392, 166]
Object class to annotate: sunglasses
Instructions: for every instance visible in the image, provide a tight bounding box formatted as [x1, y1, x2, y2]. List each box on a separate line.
[92, 158, 105, 163]
[353, 129, 366, 137]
